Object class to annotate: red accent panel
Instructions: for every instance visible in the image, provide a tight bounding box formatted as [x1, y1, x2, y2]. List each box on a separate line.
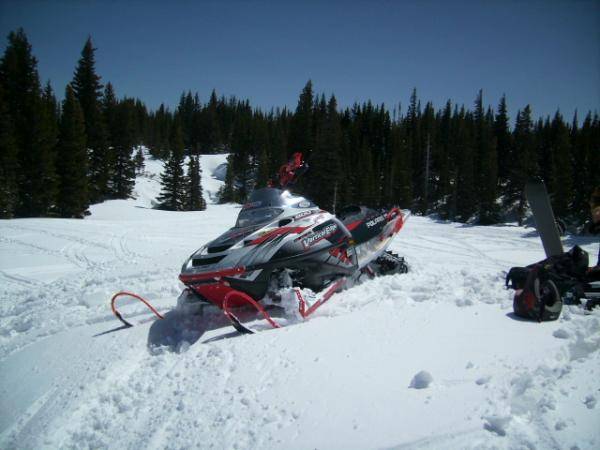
[329, 247, 353, 265]
[346, 219, 363, 231]
[178, 266, 246, 283]
[249, 226, 307, 246]
[191, 283, 241, 308]
[386, 208, 405, 234]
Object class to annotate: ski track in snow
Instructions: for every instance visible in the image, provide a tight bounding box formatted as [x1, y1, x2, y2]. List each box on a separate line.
[1, 151, 599, 449]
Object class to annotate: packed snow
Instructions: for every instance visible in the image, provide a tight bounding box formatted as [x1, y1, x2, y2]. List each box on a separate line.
[1, 151, 599, 450]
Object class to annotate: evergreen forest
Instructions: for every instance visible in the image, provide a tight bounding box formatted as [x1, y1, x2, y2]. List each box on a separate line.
[1, 29, 598, 228]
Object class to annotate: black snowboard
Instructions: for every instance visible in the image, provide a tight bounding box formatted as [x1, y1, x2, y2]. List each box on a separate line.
[525, 181, 564, 257]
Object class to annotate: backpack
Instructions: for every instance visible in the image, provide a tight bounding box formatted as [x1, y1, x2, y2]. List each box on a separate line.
[505, 246, 589, 321]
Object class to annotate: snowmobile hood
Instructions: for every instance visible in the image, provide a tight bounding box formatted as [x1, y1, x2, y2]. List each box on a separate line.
[204, 225, 262, 254]
[180, 188, 321, 279]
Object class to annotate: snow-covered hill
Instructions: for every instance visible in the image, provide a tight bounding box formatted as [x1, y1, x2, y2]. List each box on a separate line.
[1, 154, 599, 449]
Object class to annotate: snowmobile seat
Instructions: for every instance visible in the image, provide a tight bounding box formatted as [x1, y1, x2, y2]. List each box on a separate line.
[336, 205, 363, 224]
[337, 205, 386, 244]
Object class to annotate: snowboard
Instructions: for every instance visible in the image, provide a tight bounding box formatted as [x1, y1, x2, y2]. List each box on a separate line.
[525, 180, 564, 257]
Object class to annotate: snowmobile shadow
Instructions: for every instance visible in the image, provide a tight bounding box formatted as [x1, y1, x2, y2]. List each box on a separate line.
[505, 312, 534, 322]
[146, 308, 230, 352]
[146, 305, 290, 352]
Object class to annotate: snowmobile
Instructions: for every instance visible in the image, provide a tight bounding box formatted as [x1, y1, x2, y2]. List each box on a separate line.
[177, 153, 408, 333]
[111, 153, 409, 334]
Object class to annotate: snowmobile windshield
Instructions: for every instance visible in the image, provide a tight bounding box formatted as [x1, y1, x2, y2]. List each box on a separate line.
[235, 207, 283, 228]
[247, 188, 286, 207]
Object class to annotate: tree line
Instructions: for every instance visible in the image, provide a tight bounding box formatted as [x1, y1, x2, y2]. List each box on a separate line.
[177, 80, 599, 228]
[0, 29, 205, 218]
[1, 28, 598, 228]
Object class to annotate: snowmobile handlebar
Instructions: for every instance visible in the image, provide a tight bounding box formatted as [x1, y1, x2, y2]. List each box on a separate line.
[269, 152, 308, 189]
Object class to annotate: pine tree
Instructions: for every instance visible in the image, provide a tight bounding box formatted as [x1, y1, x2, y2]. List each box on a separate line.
[177, 91, 196, 149]
[389, 122, 412, 208]
[0, 83, 19, 217]
[510, 106, 537, 225]
[455, 109, 476, 221]
[253, 113, 271, 188]
[356, 142, 377, 205]
[219, 153, 237, 203]
[572, 113, 593, 221]
[102, 82, 118, 188]
[473, 91, 499, 224]
[419, 101, 436, 213]
[110, 100, 136, 198]
[0, 28, 57, 216]
[148, 103, 172, 159]
[205, 89, 222, 152]
[407, 88, 422, 210]
[436, 100, 453, 211]
[186, 155, 206, 210]
[495, 95, 512, 184]
[230, 107, 252, 200]
[56, 85, 89, 217]
[548, 111, 573, 219]
[71, 36, 109, 202]
[157, 121, 186, 210]
[308, 94, 342, 211]
[289, 80, 314, 154]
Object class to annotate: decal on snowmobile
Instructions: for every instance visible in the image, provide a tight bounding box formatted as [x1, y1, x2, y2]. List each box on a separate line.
[293, 210, 314, 220]
[329, 246, 354, 265]
[301, 223, 338, 249]
[366, 215, 386, 228]
[243, 200, 262, 209]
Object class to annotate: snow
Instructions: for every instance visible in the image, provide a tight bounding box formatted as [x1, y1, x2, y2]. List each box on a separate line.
[409, 370, 434, 389]
[1, 151, 599, 449]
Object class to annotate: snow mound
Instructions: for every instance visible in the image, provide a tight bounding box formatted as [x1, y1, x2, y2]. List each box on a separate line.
[483, 414, 512, 436]
[409, 370, 434, 389]
[212, 162, 228, 181]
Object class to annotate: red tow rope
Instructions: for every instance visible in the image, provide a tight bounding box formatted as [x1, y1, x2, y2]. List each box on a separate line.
[110, 291, 165, 327]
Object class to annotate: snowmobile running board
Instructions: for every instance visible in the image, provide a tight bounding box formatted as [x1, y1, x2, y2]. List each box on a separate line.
[110, 277, 348, 334]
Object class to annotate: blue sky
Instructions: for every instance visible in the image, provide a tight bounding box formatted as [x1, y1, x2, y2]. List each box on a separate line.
[1, 0, 598, 123]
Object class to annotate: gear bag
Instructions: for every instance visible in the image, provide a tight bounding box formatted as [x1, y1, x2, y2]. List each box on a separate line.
[505, 246, 589, 321]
